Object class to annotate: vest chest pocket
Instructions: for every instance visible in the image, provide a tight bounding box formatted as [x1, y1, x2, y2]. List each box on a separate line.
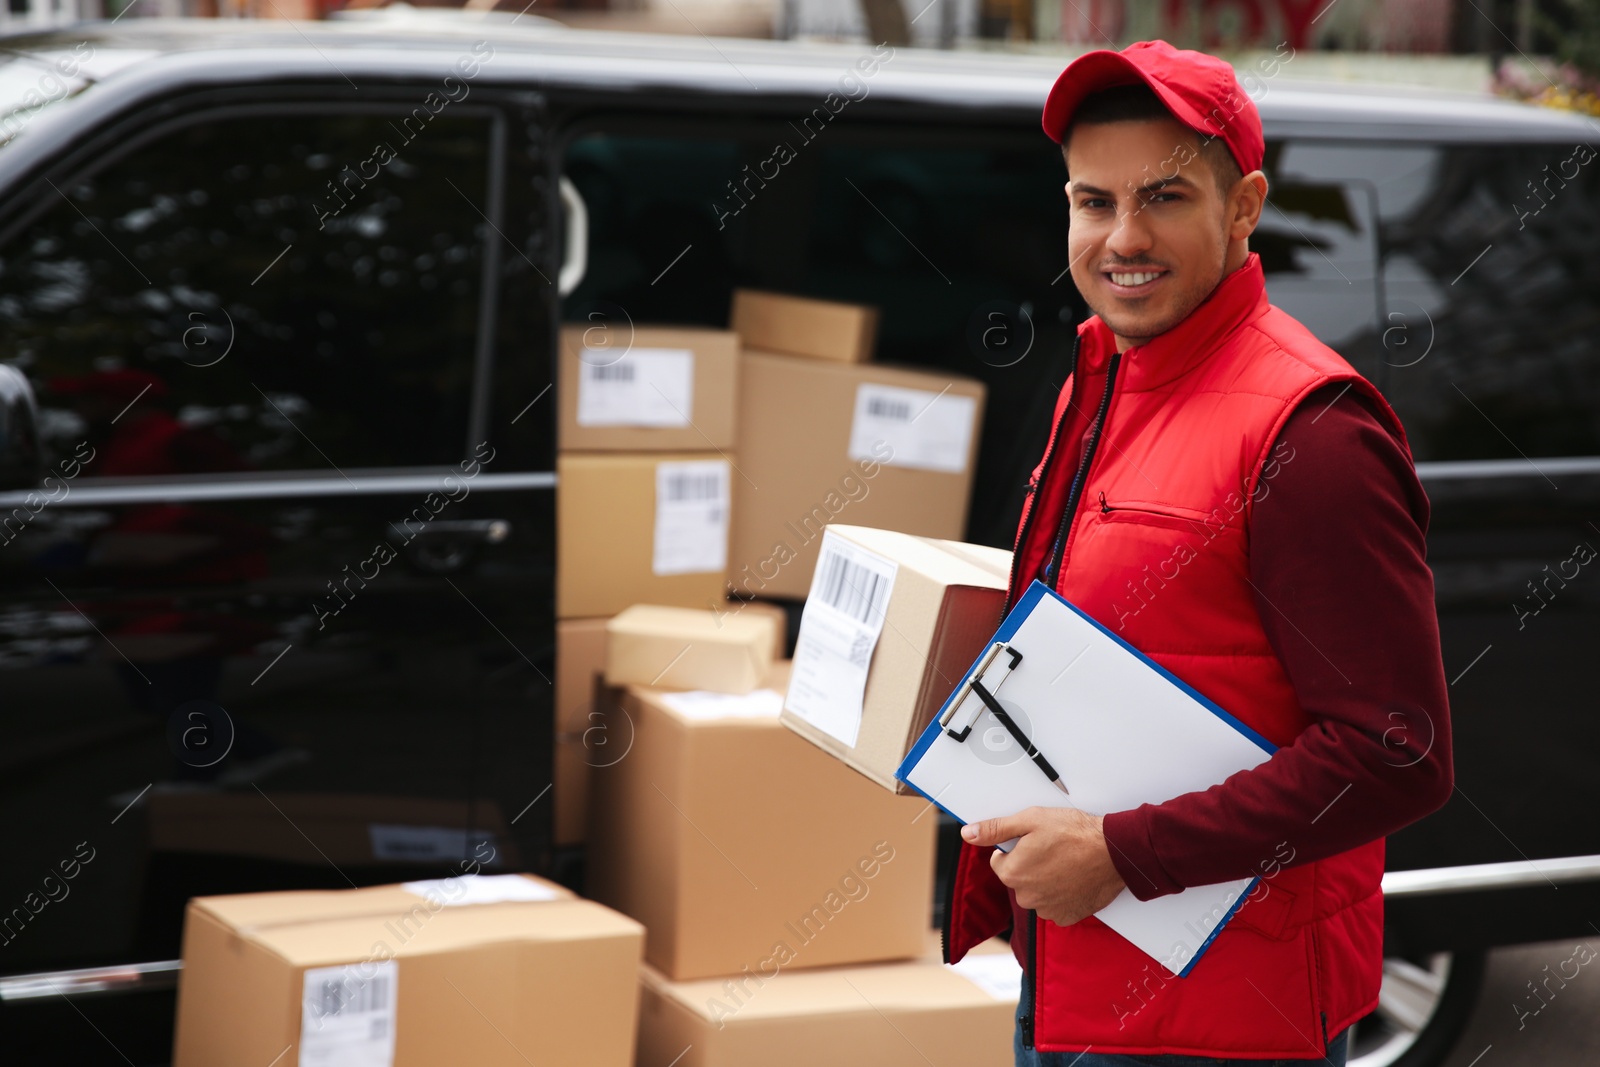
[1095, 494, 1220, 537]
[1069, 495, 1248, 637]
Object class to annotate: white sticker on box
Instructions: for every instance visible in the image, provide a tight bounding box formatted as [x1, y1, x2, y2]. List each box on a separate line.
[400, 873, 562, 907]
[575, 347, 694, 427]
[784, 532, 897, 747]
[847, 383, 977, 474]
[653, 460, 730, 576]
[300, 960, 398, 1067]
[949, 953, 1024, 1002]
[659, 688, 785, 721]
[368, 825, 500, 865]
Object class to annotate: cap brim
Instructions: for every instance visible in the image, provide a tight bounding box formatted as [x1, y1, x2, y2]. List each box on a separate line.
[1041, 50, 1213, 146]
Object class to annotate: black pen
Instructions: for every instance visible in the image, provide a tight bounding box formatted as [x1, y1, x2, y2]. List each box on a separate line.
[968, 677, 1070, 795]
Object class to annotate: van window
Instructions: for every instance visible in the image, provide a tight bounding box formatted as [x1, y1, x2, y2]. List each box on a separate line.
[1354, 141, 1597, 461]
[1260, 141, 1384, 379]
[0, 110, 495, 478]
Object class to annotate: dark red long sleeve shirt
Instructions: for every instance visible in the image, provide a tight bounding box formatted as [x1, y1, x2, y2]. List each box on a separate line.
[1024, 377, 1453, 906]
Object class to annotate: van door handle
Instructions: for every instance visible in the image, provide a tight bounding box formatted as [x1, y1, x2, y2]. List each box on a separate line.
[558, 175, 588, 297]
[386, 519, 511, 575]
[387, 518, 511, 544]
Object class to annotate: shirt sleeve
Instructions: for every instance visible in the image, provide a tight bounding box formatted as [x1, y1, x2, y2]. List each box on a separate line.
[1101, 382, 1454, 900]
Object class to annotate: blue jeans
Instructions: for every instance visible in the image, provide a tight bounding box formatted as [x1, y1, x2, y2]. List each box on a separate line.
[1012, 984, 1350, 1067]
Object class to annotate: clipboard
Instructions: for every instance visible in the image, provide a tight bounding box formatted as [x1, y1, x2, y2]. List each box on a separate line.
[896, 579, 1277, 977]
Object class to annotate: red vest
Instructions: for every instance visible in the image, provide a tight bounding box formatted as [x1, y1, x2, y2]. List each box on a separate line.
[944, 254, 1411, 1057]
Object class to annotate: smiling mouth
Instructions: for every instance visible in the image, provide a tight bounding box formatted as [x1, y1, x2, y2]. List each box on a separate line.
[1102, 268, 1168, 295]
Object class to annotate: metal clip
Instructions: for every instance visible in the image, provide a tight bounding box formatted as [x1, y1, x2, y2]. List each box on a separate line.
[941, 642, 1023, 742]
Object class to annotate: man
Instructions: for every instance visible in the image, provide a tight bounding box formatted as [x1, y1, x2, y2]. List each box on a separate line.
[942, 40, 1454, 1065]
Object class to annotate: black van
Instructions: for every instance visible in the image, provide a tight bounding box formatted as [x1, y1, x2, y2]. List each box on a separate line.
[0, 16, 1595, 1066]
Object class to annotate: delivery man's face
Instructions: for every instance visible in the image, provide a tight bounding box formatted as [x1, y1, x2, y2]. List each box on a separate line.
[1064, 116, 1260, 350]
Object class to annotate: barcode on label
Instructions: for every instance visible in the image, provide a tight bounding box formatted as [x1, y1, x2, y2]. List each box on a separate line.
[586, 361, 635, 382]
[663, 472, 723, 502]
[816, 550, 889, 626]
[866, 396, 912, 420]
[309, 972, 389, 1021]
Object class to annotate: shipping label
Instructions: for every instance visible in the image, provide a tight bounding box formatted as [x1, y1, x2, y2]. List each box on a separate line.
[847, 382, 976, 474]
[784, 532, 897, 747]
[653, 460, 730, 576]
[300, 960, 398, 1067]
[575, 347, 694, 427]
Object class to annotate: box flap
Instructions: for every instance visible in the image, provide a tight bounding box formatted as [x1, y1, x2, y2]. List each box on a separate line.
[826, 526, 1009, 592]
[191, 874, 573, 930]
[643, 956, 1001, 1022]
[608, 604, 777, 646]
[247, 899, 643, 967]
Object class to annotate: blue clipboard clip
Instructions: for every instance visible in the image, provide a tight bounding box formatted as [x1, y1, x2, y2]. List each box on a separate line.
[938, 641, 1069, 795]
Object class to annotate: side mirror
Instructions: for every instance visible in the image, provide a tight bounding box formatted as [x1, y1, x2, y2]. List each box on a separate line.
[0, 364, 43, 490]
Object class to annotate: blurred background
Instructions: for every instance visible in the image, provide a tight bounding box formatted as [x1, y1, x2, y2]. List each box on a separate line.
[1, 0, 1597, 107]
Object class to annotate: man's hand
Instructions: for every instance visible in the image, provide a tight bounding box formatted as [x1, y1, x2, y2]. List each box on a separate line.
[961, 807, 1126, 926]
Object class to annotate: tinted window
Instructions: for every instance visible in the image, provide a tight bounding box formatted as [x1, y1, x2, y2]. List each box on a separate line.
[1346, 141, 1597, 461]
[1259, 140, 1383, 379]
[0, 109, 495, 477]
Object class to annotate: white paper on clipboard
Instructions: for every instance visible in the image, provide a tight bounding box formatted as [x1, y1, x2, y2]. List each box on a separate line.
[897, 580, 1277, 977]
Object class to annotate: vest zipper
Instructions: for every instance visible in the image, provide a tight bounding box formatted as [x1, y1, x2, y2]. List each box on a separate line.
[986, 336, 1082, 1050]
[1023, 905, 1039, 1049]
[999, 334, 1083, 617]
[1041, 351, 1122, 588]
[992, 335, 1103, 1053]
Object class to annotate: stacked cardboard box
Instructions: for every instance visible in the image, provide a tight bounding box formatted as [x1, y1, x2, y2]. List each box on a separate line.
[554, 602, 787, 846]
[729, 288, 879, 364]
[554, 616, 610, 846]
[725, 289, 989, 600]
[605, 603, 779, 693]
[556, 324, 742, 619]
[172, 874, 644, 1067]
[554, 322, 742, 845]
[543, 291, 1014, 1059]
[553, 289, 907, 842]
[635, 935, 1022, 1067]
[587, 658, 936, 982]
[581, 609, 962, 1063]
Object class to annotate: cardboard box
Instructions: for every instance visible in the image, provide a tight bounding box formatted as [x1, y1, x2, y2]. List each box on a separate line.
[634, 939, 1020, 1067]
[781, 526, 1011, 793]
[729, 353, 986, 600]
[605, 604, 780, 695]
[738, 598, 792, 656]
[586, 675, 936, 980]
[554, 617, 610, 846]
[147, 792, 521, 869]
[558, 452, 733, 618]
[729, 289, 879, 364]
[174, 876, 642, 1067]
[555, 607, 786, 849]
[558, 325, 738, 451]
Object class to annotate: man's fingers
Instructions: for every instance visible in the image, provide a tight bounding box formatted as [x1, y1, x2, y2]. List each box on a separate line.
[989, 846, 1009, 880]
[961, 809, 1037, 847]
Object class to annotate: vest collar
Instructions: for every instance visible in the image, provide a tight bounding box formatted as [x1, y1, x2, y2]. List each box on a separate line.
[1079, 252, 1269, 393]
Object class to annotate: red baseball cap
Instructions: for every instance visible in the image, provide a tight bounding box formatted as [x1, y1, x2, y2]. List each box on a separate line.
[1042, 39, 1264, 176]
